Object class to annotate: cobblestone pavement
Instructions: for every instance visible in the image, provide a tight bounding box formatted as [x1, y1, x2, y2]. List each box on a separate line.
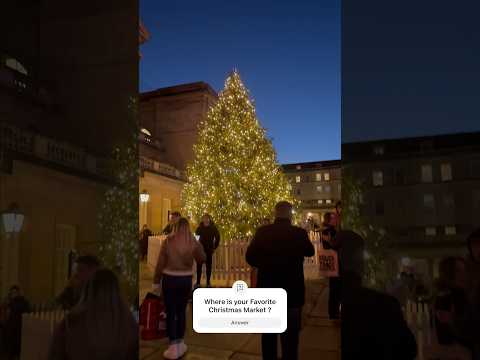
[139, 262, 340, 360]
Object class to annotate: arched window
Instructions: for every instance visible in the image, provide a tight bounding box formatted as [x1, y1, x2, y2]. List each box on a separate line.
[140, 128, 152, 136]
[4, 57, 28, 75]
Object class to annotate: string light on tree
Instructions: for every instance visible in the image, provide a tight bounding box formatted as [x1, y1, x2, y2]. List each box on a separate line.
[182, 70, 296, 240]
[98, 97, 139, 303]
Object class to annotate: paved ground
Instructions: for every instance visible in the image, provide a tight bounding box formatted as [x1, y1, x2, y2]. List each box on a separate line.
[139, 262, 340, 359]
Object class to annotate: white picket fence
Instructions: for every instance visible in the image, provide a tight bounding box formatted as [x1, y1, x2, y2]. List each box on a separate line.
[148, 232, 324, 287]
[20, 310, 68, 360]
[403, 300, 472, 360]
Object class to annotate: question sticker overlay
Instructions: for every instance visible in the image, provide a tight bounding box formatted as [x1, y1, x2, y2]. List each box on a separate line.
[193, 281, 287, 333]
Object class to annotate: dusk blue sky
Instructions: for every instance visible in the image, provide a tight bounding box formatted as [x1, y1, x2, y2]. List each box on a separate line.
[343, 1, 480, 143]
[139, 0, 341, 164]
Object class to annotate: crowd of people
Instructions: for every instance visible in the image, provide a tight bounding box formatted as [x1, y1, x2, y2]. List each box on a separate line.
[149, 200, 479, 360]
[3, 199, 478, 360]
[0, 255, 138, 360]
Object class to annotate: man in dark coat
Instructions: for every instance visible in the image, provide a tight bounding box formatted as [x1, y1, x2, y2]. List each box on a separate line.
[195, 214, 221, 287]
[4, 285, 30, 360]
[464, 229, 480, 359]
[338, 230, 417, 360]
[321, 212, 341, 319]
[55, 255, 100, 310]
[162, 211, 181, 235]
[139, 224, 152, 261]
[246, 201, 315, 360]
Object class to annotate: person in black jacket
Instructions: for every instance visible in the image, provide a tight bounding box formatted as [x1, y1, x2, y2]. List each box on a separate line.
[246, 201, 315, 360]
[162, 211, 181, 235]
[55, 255, 100, 310]
[322, 212, 341, 319]
[338, 230, 417, 360]
[434, 256, 473, 352]
[195, 214, 220, 288]
[4, 285, 30, 360]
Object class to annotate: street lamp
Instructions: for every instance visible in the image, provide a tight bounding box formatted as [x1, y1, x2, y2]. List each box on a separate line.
[139, 190, 149, 228]
[139, 190, 150, 203]
[1, 202, 24, 297]
[1, 203, 24, 234]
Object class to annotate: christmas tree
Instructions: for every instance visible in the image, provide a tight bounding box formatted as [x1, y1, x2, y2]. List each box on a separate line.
[98, 97, 139, 303]
[182, 71, 294, 240]
[341, 170, 391, 290]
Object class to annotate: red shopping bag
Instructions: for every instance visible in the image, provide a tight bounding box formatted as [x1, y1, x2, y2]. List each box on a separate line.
[140, 292, 167, 340]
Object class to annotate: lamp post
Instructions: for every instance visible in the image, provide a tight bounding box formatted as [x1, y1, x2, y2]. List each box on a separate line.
[139, 189, 150, 228]
[1, 202, 25, 296]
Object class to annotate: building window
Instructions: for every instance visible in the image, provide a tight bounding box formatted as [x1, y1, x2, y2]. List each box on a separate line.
[316, 185, 323, 192]
[325, 199, 332, 204]
[325, 185, 331, 193]
[375, 200, 385, 215]
[443, 194, 455, 208]
[338, 184, 341, 193]
[470, 159, 480, 178]
[318, 199, 323, 204]
[395, 169, 405, 185]
[287, 183, 292, 191]
[373, 145, 384, 155]
[445, 226, 456, 235]
[421, 164, 433, 183]
[296, 189, 301, 195]
[425, 227, 437, 236]
[296, 165, 301, 170]
[423, 194, 435, 209]
[324, 172, 330, 181]
[440, 163, 452, 181]
[372, 171, 383, 186]
[295, 176, 301, 183]
[316, 173, 322, 181]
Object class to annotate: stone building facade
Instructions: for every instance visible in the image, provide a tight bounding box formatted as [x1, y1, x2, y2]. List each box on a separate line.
[138, 82, 217, 231]
[0, 1, 138, 301]
[140, 82, 218, 171]
[282, 160, 341, 226]
[342, 132, 480, 285]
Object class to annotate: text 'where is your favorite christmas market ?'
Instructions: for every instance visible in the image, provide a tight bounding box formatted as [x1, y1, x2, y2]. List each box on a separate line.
[193, 281, 287, 334]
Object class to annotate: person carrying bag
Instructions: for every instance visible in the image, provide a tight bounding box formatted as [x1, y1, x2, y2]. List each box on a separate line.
[153, 217, 206, 360]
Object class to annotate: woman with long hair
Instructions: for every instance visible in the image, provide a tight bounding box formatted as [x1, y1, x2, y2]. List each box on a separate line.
[154, 217, 206, 359]
[48, 269, 138, 360]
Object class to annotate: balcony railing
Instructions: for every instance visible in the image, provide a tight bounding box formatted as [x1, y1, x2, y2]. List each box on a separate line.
[0, 122, 111, 178]
[140, 155, 186, 181]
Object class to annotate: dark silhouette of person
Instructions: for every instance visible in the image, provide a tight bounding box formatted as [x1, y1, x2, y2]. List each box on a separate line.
[3, 285, 30, 360]
[195, 214, 220, 288]
[162, 211, 181, 235]
[49, 269, 138, 360]
[322, 212, 341, 319]
[465, 229, 480, 359]
[55, 255, 100, 310]
[337, 230, 417, 360]
[434, 256, 473, 353]
[139, 224, 152, 261]
[246, 201, 315, 360]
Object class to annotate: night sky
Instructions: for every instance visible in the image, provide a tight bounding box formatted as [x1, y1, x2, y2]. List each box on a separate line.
[139, 1, 341, 164]
[342, 0, 480, 143]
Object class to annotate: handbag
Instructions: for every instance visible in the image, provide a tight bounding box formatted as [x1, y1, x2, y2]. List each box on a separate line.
[318, 245, 339, 278]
